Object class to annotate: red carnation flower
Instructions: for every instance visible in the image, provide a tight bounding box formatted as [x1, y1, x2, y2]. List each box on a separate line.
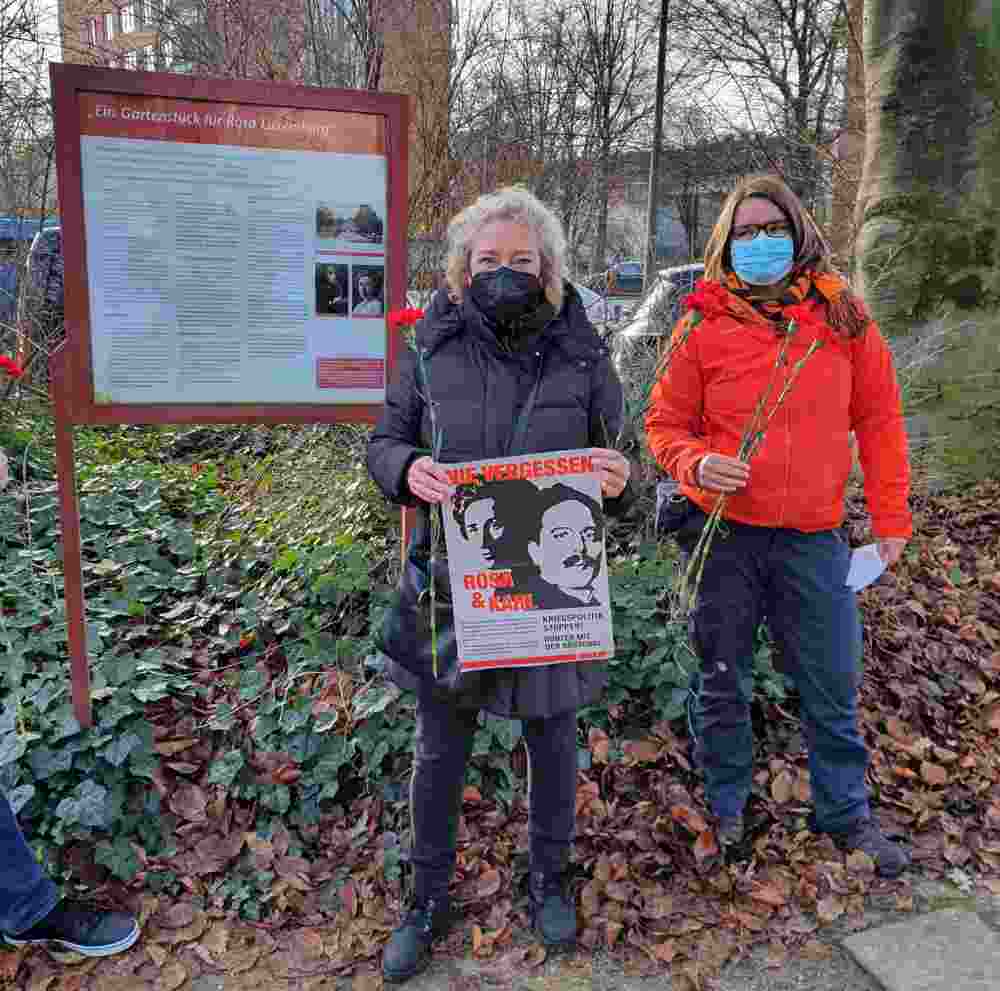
[0, 356, 24, 378]
[784, 300, 825, 333]
[683, 280, 730, 321]
[388, 307, 425, 331]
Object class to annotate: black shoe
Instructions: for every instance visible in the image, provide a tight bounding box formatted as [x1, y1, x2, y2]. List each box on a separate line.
[382, 896, 452, 984]
[717, 814, 745, 848]
[828, 818, 910, 879]
[4, 900, 140, 959]
[528, 870, 577, 946]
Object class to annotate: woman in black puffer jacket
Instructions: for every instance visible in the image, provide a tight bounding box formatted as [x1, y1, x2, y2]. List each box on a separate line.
[367, 187, 633, 983]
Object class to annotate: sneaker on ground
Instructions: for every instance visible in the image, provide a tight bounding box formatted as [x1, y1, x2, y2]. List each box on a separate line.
[4, 900, 140, 958]
[829, 818, 910, 878]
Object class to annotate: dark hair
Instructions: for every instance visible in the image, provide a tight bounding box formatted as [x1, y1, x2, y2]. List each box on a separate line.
[452, 479, 530, 536]
[531, 483, 604, 538]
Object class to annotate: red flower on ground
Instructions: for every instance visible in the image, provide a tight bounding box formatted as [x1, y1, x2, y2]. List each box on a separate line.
[683, 280, 730, 321]
[0, 356, 24, 378]
[388, 307, 425, 331]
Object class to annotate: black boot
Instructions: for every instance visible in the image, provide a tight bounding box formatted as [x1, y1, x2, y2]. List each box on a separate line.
[382, 896, 453, 984]
[528, 870, 577, 946]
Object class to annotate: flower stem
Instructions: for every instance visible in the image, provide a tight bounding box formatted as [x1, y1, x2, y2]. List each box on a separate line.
[679, 323, 824, 612]
[418, 348, 443, 679]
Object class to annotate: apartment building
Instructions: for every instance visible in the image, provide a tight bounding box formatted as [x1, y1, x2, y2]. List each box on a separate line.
[57, 1, 452, 232]
[59, 2, 183, 71]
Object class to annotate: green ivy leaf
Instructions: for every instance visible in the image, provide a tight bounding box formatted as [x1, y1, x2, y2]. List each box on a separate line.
[352, 682, 401, 721]
[239, 668, 267, 700]
[207, 750, 246, 788]
[131, 681, 170, 703]
[103, 733, 142, 767]
[208, 703, 235, 731]
[95, 837, 140, 880]
[7, 784, 35, 814]
[0, 733, 26, 768]
[54, 779, 112, 829]
[28, 746, 74, 778]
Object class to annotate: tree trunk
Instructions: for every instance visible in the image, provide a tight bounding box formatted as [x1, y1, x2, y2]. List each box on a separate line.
[591, 136, 613, 274]
[856, 0, 1000, 335]
[829, 0, 864, 270]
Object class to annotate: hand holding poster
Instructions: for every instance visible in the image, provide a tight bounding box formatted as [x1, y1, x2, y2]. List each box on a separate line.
[441, 449, 615, 671]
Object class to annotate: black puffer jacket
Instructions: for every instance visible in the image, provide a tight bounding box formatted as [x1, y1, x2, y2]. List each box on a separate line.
[367, 283, 633, 718]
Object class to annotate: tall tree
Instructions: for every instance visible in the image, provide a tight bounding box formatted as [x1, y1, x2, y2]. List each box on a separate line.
[152, 0, 308, 81]
[571, 0, 658, 273]
[828, 0, 864, 268]
[679, 0, 847, 209]
[0, 0, 55, 220]
[856, 0, 1000, 333]
[485, 2, 603, 270]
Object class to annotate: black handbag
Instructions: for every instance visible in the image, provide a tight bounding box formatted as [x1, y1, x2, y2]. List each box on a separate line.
[378, 542, 492, 705]
[377, 350, 543, 704]
[656, 478, 696, 536]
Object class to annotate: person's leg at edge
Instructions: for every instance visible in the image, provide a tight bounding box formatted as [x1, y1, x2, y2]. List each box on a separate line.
[523, 711, 578, 945]
[766, 530, 908, 877]
[0, 791, 59, 938]
[687, 524, 767, 840]
[1, 791, 139, 957]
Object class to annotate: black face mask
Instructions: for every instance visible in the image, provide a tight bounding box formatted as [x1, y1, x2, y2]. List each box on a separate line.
[469, 266, 544, 326]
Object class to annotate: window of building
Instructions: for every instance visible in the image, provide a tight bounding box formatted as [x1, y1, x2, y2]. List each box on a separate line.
[121, 4, 136, 34]
[138, 1, 162, 27]
[104, 12, 116, 39]
[124, 49, 139, 69]
[79, 18, 97, 46]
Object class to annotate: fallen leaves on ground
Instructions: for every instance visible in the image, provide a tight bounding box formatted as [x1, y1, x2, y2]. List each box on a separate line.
[10, 481, 1000, 990]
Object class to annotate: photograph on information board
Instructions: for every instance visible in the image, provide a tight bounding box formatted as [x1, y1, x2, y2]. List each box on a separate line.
[441, 449, 614, 672]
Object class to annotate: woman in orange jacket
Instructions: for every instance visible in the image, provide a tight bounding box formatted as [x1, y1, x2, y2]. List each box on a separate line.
[646, 174, 912, 877]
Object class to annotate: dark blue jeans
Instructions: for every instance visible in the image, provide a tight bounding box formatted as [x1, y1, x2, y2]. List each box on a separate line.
[680, 515, 870, 833]
[408, 695, 578, 901]
[0, 791, 58, 935]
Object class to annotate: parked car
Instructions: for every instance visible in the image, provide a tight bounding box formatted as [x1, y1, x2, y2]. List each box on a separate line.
[609, 259, 644, 295]
[611, 262, 704, 377]
[16, 225, 64, 383]
[0, 217, 57, 325]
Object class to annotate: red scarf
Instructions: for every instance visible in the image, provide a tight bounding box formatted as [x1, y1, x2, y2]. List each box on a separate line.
[724, 268, 851, 334]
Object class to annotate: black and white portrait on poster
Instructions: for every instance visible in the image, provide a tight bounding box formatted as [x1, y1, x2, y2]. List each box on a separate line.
[441, 449, 615, 672]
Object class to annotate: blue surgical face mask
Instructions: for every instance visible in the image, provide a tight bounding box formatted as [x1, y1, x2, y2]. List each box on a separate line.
[730, 234, 795, 285]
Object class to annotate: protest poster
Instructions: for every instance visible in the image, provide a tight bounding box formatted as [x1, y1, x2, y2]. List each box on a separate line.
[441, 449, 615, 671]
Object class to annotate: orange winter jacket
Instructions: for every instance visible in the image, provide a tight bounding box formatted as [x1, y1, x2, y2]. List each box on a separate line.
[645, 301, 912, 538]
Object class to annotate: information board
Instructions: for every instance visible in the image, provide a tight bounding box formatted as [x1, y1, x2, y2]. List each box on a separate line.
[51, 65, 407, 425]
[49, 64, 408, 726]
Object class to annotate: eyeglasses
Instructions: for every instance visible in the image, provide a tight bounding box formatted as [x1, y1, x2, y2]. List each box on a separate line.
[731, 221, 792, 241]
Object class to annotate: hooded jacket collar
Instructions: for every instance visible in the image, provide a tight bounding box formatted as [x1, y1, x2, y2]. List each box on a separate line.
[415, 282, 606, 363]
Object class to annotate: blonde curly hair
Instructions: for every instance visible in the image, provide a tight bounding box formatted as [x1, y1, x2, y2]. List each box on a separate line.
[445, 186, 567, 309]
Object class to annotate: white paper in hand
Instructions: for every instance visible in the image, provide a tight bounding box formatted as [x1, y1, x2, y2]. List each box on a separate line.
[845, 543, 885, 591]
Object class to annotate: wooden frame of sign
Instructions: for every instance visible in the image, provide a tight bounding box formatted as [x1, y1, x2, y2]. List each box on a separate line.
[49, 63, 408, 726]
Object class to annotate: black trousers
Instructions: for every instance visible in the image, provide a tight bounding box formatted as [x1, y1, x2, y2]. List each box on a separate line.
[408, 694, 578, 900]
